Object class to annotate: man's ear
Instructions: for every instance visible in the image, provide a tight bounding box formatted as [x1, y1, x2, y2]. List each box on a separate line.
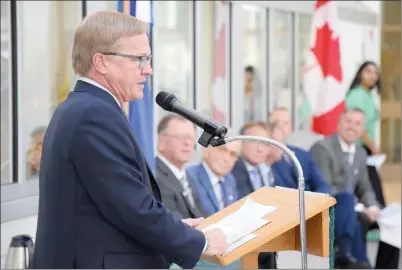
[157, 135, 166, 152]
[92, 53, 108, 75]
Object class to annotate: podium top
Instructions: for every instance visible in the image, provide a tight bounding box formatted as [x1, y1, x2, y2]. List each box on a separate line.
[198, 186, 336, 265]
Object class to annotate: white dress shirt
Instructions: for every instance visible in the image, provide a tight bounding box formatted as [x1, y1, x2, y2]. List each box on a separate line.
[79, 77, 121, 107]
[338, 136, 356, 165]
[243, 160, 270, 189]
[157, 154, 186, 180]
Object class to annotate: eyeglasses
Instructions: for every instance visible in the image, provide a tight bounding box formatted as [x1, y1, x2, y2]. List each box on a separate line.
[102, 52, 152, 69]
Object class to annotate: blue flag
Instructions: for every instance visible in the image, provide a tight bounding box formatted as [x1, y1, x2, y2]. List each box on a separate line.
[117, 0, 155, 173]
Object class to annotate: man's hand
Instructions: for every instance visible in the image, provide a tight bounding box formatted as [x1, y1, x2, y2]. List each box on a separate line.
[363, 207, 380, 222]
[203, 228, 228, 256]
[181, 217, 204, 227]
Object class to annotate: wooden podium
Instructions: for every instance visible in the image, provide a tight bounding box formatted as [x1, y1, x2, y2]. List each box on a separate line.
[197, 186, 336, 268]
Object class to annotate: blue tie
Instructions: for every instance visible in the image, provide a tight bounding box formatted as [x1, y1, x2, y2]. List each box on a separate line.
[219, 179, 229, 208]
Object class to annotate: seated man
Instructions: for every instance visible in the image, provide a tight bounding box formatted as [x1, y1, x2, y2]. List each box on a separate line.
[155, 114, 205, 219]
[311, 109, 381, 268]
[231, 121, 277, 269]
[186, 132, 240, 216]
[186, 132, 241, 268]
[270, 108, 369, 269]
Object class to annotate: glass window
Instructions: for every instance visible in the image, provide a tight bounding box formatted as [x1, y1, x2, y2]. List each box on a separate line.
[243, 4, 266, 122]
[271, 10, 293, 115]
[19, 1, 81, 182]
[153, 1, 194, 120]
[199, 1, 231, 125]
[295, 14, 313, 130]
[199, 1, 214, 118]
[1, 0, 13, 185]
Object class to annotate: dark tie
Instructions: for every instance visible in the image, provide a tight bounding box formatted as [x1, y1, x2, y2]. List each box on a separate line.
[342, 151, 355, 193]
[219, 179, 230, 208]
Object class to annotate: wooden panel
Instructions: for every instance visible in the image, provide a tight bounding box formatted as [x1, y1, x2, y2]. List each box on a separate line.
[380, 102, 401, 119]
[379, 164, 401, 203]
[382, 25, 402, 32]
[381, 1, 401, 26]
[295, 209, 329, 257]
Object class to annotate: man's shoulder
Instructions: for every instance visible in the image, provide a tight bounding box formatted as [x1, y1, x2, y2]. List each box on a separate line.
[311, 135, 334, 151]
[185, 163, 201, 177]
[287, 144, 308, 155]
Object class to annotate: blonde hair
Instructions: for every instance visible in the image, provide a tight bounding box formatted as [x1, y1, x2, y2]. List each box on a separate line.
[72, 11, 149, 76]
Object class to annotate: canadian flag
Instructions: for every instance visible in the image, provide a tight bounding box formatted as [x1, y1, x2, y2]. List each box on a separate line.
[211, 1, 229, 125]
[304, 0, 345, 136]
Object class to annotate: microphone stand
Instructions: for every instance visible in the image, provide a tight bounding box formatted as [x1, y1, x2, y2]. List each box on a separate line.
[200, 132, 308, 269]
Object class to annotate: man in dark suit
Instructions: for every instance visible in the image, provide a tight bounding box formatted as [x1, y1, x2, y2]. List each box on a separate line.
[155, 114, 205, 219]
[270, 107, 370, 268]
[33, 11, 227, 269]
[231, 121, 277, 269]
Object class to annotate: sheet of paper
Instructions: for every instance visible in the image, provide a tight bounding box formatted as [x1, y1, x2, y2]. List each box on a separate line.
[222, 234, 258, 256]
[366, 154, 386, 168]
[202, 198, 276, 247]
[376, 203, 401, 248]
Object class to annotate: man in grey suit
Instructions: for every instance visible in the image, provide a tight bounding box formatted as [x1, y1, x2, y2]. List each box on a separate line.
[311, 108, 380, 268]
[310, 109, 380, 212]
[155, 114, 205, 219]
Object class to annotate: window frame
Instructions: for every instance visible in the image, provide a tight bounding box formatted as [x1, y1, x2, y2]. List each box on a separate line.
[1, 1, 87, 223]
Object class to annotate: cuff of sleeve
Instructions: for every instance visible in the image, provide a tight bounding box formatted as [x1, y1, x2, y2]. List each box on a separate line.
[368, 205, 380, 212]
[354, 202, 364, 212]
[202, 236, 208, 254]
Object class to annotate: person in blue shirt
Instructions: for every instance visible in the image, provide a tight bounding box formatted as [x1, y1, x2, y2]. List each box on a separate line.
[268, 108, 370, 269]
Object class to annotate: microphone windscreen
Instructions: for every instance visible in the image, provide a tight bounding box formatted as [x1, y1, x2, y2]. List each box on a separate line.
[155, 91, 177, 111]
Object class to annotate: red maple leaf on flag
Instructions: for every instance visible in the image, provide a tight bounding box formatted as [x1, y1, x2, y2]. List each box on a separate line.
[311, 23, 342, 82]
[315, 0, 329, 9]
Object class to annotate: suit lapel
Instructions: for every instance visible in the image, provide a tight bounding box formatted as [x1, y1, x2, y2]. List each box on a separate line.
[156, 158, 183, 192]
[186, 173, 204, 217]
[272, 160, 296, 189]
[157, 158, 198, 215]
[198, 165, 220, 212]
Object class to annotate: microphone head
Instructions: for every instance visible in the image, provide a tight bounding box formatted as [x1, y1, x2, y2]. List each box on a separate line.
[155, 91, 177, 112]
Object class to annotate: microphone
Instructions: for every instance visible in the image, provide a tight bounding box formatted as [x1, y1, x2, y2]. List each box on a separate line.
[156, 91, 227, 147]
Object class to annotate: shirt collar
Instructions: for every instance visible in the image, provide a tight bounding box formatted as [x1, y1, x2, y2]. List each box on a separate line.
[79, 77, 121, 107]
[338, 135, 356, 154]
[202, 162, 221, 186]
[258, 163, 271, 175]
[242, 159, 259, 173]
[157, 154, 186, 180]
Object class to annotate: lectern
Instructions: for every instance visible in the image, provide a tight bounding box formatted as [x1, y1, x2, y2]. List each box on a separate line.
[198, 186, 337, 269]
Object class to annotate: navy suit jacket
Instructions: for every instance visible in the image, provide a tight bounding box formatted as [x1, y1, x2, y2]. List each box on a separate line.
[186, 164, 238, 217]
[272, 145, 332, 194]
[231, 159, 255, 199]
[33, 80, 205, 269]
